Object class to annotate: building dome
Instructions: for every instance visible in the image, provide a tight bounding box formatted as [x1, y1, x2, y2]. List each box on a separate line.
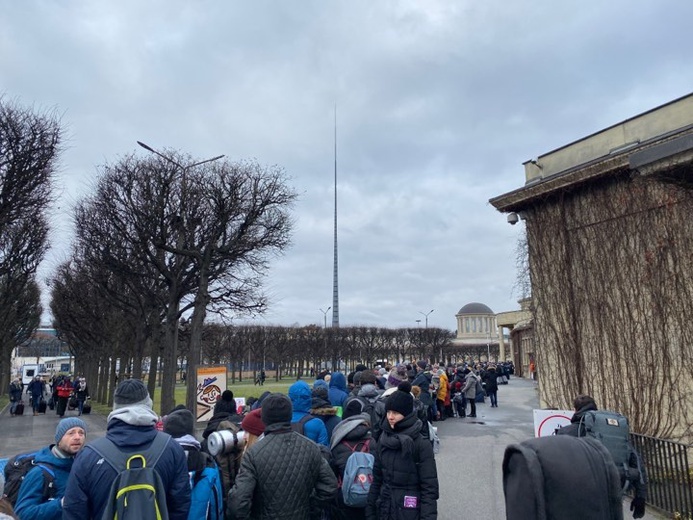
[457, 302, 494, 315]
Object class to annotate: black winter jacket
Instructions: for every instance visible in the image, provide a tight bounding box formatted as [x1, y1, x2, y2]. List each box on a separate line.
[366, 413, 438, 520]
[228, 422, 337, 519]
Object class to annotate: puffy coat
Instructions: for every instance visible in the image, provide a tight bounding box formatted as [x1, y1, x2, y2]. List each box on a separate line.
[310, 397, 342, 441]
[411, 372, 433, 408]
[366, 412, 439, 520]
[15, 445, 73, 520]
[290, 380, 329, 445]
[462, 372, 478, 399]
[328, 372, 349, 408]
[229, 423, 337, 519]
[62, 419, 190, 520]
[436, 372, 448, 402]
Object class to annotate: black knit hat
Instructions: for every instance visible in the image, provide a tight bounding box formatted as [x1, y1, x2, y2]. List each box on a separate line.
[164, 409, 195, 438]
[214, 390, 237, 415]
[261, 393, 293, 426]
[114, 379, 151, 409]
[386, 381, 414, 417]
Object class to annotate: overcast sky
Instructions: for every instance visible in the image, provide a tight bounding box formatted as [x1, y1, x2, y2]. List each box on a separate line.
[2, 1, 692, 331]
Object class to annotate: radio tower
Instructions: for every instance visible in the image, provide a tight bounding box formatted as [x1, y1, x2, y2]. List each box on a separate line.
[332, 105, 340, 327]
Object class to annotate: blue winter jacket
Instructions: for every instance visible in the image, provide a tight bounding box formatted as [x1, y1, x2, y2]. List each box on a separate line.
[62, 419, 191, 520]
[328, 372, 349, 408]
[14, 445, 72, 520]
[289, 381, 329, 446]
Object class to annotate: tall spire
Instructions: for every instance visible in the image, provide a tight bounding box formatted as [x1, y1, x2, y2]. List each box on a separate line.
[332, 104, 340, 327]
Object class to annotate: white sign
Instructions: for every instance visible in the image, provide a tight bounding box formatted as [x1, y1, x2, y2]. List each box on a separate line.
[234, 397, 246, 415]
[533, 409, 574, 437]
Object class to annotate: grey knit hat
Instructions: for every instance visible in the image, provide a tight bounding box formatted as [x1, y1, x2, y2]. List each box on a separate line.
[113, 379, 152, 409]
[55, 417, 87, 444]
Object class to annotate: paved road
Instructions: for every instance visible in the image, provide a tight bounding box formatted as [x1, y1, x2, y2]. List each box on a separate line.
[0, 380, 665, 519]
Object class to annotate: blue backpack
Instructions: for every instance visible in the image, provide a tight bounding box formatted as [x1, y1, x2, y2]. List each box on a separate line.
[341, 440, 374, 508]
[187, 451, 224, 520]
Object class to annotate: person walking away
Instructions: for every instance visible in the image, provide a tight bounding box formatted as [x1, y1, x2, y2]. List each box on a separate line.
[228, 393, 337, 519]
[62, 379, 190, 519]
[14, 418, 87, 520]
[27, 376, 44, 417]
[367, 381, 439, 520]
[328, 372, 350, 412]
[555, 394, 647, 519]
[54, 376, 73, 417]
[461, 367, 478, 418]
[8, 378, 23, 417]
[289, 380, 329, 446]
[73, 378, 90, 416]
[483, 365, 499, 408]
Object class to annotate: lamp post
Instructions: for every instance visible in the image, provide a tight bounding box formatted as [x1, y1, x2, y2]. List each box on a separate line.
[137, 140, 225, 413]
[419, 309, 434, 328]
[319, 307, 331, 328]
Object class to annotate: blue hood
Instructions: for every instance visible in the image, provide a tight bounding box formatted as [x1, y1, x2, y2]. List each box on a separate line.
[289, 380, 312, 413]
[329, 372, 347, 392]
[313, 379, 329, 392]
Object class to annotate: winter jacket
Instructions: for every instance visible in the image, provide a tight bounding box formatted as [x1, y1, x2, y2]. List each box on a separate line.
[436, 373, 448, 402]
[462, 372, 478, 399]
[9, 382, 22, 402]
[228, 422, 337, 519]
[202, 410, 242, 441]
[366, 412, 439, 520]
[27, 379, 45, 399]
[14, 445, 73, 520]
[482, 369, 498, 393]
[74, 381, 89, 401]
[328, 372, 349, 408]
[289, 380, 329, 446]
[62, 418, 191, 520]
[310, 397, 342, 441]
[411, 372, 433, 407]
[555, 403, 648, 501]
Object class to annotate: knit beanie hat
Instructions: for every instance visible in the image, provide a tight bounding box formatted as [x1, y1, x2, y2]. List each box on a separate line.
[416, 360, 428, 370]
[386, 367, 405, 388]
[214, 390, 237, 415]
[164, 409, 195, 438]
[385, 381, 414, 417]
[261, 393, 292, 426]
[241, 408, 265, 436]
[114, 379, 152, 409]
[55, 417, 87, 444]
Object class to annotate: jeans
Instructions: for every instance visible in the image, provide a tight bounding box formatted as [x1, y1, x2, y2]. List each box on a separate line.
[77, 398, 85, 415]
[488, 390, 498, 407]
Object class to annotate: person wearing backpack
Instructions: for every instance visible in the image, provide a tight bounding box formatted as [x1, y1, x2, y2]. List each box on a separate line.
[164, 408, 224, 520]
[13, 417, 87, 520]
[289, 380, 329, 446]
[228, 393, 337, 519]
[63, 379, 191, 520]
[367, 381, 439, 520]
[555, 394, 648, 519]
[8, 378, 22, 417]
[329, 413, 373, 520]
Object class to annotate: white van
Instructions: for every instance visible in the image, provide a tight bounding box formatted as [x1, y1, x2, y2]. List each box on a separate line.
[21, 364, 46, 386]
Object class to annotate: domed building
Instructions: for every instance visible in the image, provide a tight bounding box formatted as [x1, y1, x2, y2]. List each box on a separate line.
[455, 302, 498, 343]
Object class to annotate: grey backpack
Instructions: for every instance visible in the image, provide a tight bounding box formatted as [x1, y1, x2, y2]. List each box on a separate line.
[579, 410, 634, 485]
[89, 434, 170, 520]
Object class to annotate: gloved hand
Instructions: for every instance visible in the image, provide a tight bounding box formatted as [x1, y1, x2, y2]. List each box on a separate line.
[630, 497, 646, 519]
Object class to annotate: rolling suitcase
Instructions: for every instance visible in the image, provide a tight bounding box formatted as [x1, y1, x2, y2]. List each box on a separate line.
[82, 402, 92, 415]
[15, 401, 24, 416]
[38, 399, 47, 414]
[68, 396, 77, 410]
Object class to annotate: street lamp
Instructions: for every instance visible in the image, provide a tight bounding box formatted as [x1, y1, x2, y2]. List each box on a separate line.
[137, 141, 225, 170]
[419, 309, 434, 328]
[415, 319, 422, 327]
[319, 307, 331, 328]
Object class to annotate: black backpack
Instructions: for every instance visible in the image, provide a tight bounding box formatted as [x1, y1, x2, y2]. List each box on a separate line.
[3, 451, 56, 505]
[89, 434, 171, 520]
[503, 435, 623, 520]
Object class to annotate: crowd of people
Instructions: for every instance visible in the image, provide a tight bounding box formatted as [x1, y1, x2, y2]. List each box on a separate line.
[0, 359, 648, 519]
[8, 375, 90, 418]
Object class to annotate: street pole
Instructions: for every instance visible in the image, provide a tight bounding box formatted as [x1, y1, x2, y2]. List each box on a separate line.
[319, 307, 331, 328]
[419, 309, 434, 328]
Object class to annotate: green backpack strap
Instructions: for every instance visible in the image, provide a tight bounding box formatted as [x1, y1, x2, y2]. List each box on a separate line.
[89, 433, 171, 473]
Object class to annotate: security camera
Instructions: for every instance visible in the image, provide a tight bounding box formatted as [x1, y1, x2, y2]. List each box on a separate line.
[507, 212, 519, 225]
